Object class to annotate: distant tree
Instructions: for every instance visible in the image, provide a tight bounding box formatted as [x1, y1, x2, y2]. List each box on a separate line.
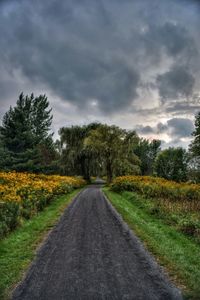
[0, 93, 54, 172]
[189, 112, 200, 181]
[134, 138, 161, 175]
[85, 124, 140, 183]
[59, 123, 100, 181]
[189, 112, 200, 157]
[154, 147, 188, 182]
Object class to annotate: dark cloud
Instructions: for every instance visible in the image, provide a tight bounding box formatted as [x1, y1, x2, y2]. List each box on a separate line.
[157, 122, 168, 134]
[0, 0, 200, 145]
[0, 0, 143, 113]
[167, 118, 194, 138]
[137, 118, 194, 140]
[158, 22, 195, 57]
[156, 65, 195, 100]
[135, 125, 154, 134]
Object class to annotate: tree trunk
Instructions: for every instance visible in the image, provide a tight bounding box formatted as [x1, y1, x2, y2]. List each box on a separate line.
[106, 161, 113, 184]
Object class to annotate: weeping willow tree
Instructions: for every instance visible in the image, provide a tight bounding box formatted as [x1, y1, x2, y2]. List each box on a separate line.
[84, 124, 141, 183]
[59, 123, 100, 181]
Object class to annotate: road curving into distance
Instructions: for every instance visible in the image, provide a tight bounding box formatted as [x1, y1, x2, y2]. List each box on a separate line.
[13, 183, 182, 300]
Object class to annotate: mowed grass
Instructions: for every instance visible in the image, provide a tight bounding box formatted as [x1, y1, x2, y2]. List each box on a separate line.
[0, 189, 82, 300]
[103, 188, 200, 300]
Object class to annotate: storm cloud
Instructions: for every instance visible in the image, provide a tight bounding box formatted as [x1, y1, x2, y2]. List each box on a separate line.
[156, 65, 195, 100]
[0, 0, 200, 146]
[137, 117, 194, 149]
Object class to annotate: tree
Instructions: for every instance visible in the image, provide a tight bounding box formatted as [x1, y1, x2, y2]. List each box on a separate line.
[154, 147, 188, 182]
[59, 123, 100, 180]
[189, 112, 200, 181]
[84, 124, 140, 183]
[189, 112, 200, 157]
[0, 93, 54, 172]
[134, 138, 161, 175]
[0, 135, 11, 170]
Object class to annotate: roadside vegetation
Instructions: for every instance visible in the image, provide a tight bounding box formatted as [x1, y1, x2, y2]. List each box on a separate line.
[104, 188, 200, 299]
[0, 171, 85, 239]
[0, 189, 82, 300]
[111, 176, 200, 239]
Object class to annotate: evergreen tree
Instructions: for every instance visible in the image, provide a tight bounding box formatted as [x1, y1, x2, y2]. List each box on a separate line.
[0, 93, 53, 172]
[189, 112, 200, 157]
[189, 112, 200, 181]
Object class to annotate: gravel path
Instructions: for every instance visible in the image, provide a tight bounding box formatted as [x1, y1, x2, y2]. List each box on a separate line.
[13, 184, 182, 300]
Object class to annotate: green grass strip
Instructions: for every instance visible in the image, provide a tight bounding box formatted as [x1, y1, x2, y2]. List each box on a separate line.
[0, 189, 82, 300]
[103, 188, 200, 300]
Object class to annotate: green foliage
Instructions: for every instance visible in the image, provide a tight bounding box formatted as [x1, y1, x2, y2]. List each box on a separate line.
[59, 123, 100, 180]
[85, 124, 141, 182]
[0, 93, 57, 173]
[0, 202, 20, 238]
[189, 112, 200, 182]
[154, 147, 188, 182]
[134, 138, 161, 175]
[190, 112, 200, 157]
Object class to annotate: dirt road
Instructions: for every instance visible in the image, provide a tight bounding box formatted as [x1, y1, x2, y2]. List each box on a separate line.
[13, 185, 182, 300]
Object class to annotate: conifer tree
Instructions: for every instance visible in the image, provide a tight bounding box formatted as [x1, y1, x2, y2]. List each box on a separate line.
[0, 93, 54, 172]
[189, 112, 200, 181]
[189, 112, 200, 157]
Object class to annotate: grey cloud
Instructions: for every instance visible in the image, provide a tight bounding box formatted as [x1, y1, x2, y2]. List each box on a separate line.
[161, 138, 191, 149]
[136, 117, 194, 140]
[167, 118, 194, 138]
[157, 122, 168, 133]
[136, 125, 154, 134]
[156, 65, 195, 100]
[0, 0, 200, 144]
[158, 22, 195, 57]
[0, 0, 200, 115]
[0, 0, 142, 113]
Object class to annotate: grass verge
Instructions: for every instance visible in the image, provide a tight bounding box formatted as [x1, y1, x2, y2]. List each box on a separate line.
[0, 188, 82, 300]
[103, 188, 200, 300]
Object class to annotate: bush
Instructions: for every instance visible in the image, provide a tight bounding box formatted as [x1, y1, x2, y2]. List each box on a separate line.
[0, 172, 86, 238]
[0, 201, 20, 238]
[111, 176, 200, 205]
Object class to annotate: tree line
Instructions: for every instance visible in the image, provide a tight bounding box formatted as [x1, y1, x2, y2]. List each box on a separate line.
[0, 93, 199, 183]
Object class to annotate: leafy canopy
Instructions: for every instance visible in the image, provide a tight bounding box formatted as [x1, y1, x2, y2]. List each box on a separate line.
[154, 147, 188, 182]
[85, 124, 140, 182]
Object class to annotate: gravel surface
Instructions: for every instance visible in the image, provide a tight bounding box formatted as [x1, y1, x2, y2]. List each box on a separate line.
[12, 184, 182, 300]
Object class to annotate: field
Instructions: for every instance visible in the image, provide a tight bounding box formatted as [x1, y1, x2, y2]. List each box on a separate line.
[0, 171, 85, 238]
[111, 176, 200, 239]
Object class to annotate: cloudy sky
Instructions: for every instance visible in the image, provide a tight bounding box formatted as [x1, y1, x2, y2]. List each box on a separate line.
[0, 0, 200, 147]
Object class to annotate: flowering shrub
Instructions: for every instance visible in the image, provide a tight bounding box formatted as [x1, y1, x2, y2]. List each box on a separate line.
[111, 176, 200, 206]
[0, 172, 86, 238]
[111, 176, 200, 239]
